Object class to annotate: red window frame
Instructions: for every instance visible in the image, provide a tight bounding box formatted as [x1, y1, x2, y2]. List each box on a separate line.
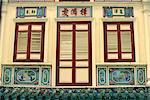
[104, 22, 135, 62]
[13, 22, 45, 62]
[56, 21, 92, 86]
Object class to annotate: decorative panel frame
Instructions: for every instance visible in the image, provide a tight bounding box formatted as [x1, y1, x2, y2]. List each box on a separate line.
[109, 67, 134, 85]
[14, 67, 39, 85]
[97, 67, 107, 85]
[103, 7, 134, 17]
[136, 66, 147, 85]
[57, 6, 92, 18]
[97, 65, 147, 86]
[41, 68, 51, 85]
[2, 65, 52, 87]
[2, 67, 12, 85]
[16, 7, 46, 18]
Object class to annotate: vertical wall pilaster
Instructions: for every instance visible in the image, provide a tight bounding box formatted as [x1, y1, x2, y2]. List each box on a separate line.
[143, 6, 150, 86]
[0, 1, 7, 85]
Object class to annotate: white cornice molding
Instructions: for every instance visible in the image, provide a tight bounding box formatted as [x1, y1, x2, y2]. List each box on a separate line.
[1, 4, 7, 13]
[13, 18, 48, 22]
[143, 9, 150, 13]
[142, 1, 150, 5]
[6, 1, 143, 6]
[55, 18, 94, 21]
[101, 17, 136, 22]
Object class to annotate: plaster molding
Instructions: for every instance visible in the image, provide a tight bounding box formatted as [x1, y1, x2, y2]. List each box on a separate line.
[146, 78, 150, 86]
[101, 17, 136, 22]
[55, 18, 94, 21]
[13, 18, 48, 22]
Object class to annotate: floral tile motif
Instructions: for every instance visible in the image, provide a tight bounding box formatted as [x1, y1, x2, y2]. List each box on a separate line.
[14, 67, 39, 85]
[41, 68, 51, 85]
[109, 68, 134, 85]
[137, 67, 146, 85]
[98, 68, 106, 85]
[2, 67, 12, 85]
[97, 65, 146, 86]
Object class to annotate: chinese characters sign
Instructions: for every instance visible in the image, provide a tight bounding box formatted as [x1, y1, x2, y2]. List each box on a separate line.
[103, 7, 133, 17]
[17, 7, 46, 18]
[57, 6, 92, 18]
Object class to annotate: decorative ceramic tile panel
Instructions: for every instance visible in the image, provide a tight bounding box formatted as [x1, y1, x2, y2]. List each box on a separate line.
[2, 65, 52, 87]
[109, 68, 134, 85]
[97, 65, 146, 86]
[103, 7, 133, 17]
[16, 7, 46, 18]
[2, 67, 12, 85]
[14, 67, 39, 85]
[97, 68, 107, 85]
[41, 68, 51, 85]
[57, 6, 92, 18]
[137, 67, 146, 85]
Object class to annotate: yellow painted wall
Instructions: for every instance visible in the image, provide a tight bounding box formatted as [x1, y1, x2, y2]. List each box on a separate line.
[0, 1, 149, 87]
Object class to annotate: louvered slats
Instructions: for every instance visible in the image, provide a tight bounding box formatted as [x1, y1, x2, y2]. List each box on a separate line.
[17, 32, 28, 53]
[76, 32, 88, 59]
[14, 23, 44, 61]
[60, 32, 72, 59]
[57, 22, 91, 85]
[104, 22, 134, 61]
[30, 32, 41, 52]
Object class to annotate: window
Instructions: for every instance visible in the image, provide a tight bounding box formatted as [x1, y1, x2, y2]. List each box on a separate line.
[104, 22, 135, 62]
[56, 22, 92, 86]
[13, 22, 45, 62]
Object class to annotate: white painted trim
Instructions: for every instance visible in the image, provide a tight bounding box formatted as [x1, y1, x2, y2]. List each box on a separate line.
[101, 18, 136, 22]
[0, 5, 7, 84]
[2, 63, 52, 65]
[0, 85, 146, 88]
[55, 18, 94, 21]
[96, 63, 147, 66]
[95, 85, 146, 88]
[134, 67, 137, 85]
[13, 18, 48, 22]
[39, 67, 42, 86]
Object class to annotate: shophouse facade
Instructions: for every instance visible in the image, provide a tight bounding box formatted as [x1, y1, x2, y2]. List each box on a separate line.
[0, 0, 150, 89]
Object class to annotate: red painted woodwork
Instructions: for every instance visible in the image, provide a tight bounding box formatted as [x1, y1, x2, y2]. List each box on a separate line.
[104, 22, 135, 62]
[13, 22, 45, 62]
[56, 21, 92, 86]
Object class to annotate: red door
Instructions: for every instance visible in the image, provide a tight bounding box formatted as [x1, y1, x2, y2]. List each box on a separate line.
[56, 22, 92, 86]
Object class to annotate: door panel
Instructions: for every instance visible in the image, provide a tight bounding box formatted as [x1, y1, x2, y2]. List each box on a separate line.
[59, 68, 72, 83]
[56, 22, 92, 86]
[76, 68, 89, 83]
